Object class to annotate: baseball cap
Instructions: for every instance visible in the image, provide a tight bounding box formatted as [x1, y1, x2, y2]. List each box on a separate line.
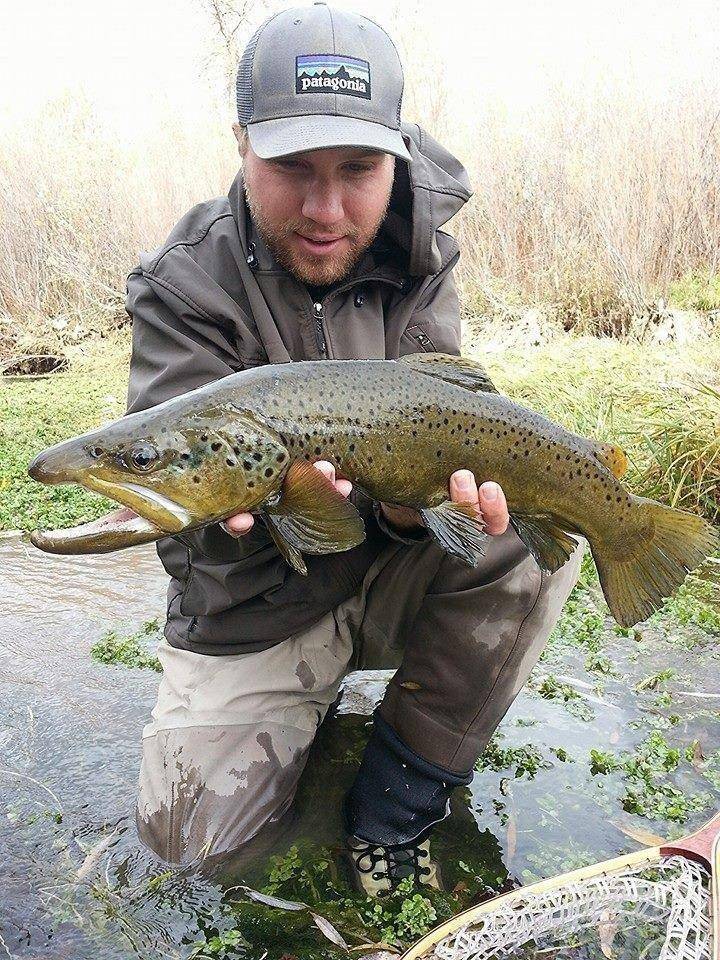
[236, 3, 411, 163]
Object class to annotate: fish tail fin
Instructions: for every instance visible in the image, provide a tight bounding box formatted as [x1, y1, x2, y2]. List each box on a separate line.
[591, 496, 719, 627]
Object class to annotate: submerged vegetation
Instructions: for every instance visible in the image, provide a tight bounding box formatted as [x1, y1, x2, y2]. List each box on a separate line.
[90, 619, 163, 672]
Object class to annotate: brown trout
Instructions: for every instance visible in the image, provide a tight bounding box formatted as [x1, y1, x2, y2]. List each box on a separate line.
[27, 353, 718, 627]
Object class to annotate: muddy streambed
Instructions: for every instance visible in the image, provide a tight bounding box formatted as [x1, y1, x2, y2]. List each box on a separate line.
[1, 533, 719, 959]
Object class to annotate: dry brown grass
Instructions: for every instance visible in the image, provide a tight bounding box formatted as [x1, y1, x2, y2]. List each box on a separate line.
[1, 59, 719, 357]
[451, 82, 720, 333]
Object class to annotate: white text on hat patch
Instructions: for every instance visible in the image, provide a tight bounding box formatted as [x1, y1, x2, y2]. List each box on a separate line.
[295, 55, 371, 100]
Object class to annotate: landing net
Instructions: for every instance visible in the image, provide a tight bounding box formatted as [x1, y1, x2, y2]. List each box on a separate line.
[429, 857, 711, 960]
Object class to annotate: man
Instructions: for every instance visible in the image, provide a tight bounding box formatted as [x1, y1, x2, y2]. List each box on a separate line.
[126, 3, 582, 895]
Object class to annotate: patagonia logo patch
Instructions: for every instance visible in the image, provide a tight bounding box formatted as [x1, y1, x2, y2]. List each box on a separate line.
[296, 54, 371, 99]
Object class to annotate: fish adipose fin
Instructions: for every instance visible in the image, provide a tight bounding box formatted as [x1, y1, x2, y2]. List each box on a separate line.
[398, 353, 500, 394]
[590, 440, 629, 479]
[510, 512, 580, 573]
[420, 500, 487, 566]
[262, 460, 366, 576]
[591, 496, 720, 627]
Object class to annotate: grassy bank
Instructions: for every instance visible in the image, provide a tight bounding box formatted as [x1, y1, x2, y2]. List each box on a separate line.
[1, 328, 719, 532]
[0, 333, 130, 531]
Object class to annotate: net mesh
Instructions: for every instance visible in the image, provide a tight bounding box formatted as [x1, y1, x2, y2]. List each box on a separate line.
[428, 857, 711, 960]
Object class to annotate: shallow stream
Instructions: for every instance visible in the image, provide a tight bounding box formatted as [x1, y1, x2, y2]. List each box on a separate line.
[1, 534, 718, 958]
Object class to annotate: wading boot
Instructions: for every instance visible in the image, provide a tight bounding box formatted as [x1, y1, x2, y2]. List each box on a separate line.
[342, 710, 473, 897]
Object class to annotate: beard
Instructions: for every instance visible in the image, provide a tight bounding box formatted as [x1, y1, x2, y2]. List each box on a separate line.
[244, 178, 391, 286]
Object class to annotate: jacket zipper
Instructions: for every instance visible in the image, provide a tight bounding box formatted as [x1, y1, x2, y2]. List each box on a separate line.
[309, 275, 406, 360]
[313, 301, 327, 357]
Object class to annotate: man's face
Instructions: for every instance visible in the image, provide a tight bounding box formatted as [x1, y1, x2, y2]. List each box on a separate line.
[240, 138, 395, 286]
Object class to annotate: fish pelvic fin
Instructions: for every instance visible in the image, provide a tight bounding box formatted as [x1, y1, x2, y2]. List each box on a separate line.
[398, 352, 499, 394]
[262, 460, 366, 575]
[591, 496, 719, 627]
[591, 440, 629, 479]
[420, 500, 487, 565]
[509, 512, 581, 573]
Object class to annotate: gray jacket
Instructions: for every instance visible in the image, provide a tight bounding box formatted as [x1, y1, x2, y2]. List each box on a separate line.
[126, 123, 472, 654]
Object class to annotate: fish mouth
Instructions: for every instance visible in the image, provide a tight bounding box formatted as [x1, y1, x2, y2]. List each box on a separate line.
[29, 477, 194, 555]
[30, 507, 164, 555]
[74, 476, 192, 535]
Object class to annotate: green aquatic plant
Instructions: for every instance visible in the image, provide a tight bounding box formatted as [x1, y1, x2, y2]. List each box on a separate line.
[531, 674, 595, 721]
[189, 929, 248, 959]
[90, 620, 162, 672]
[475, 736, 569, 779]
[589, 731, 711, 823]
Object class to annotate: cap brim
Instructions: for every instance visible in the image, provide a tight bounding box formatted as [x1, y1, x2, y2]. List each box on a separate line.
[247, 115, 412, 163]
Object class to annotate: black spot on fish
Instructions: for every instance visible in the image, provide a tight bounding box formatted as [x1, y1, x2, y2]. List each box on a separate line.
[181, 453, 190, 460]
[193, 476, 200, 484]
[276, 453, 286, 463]
[211, 442, 222, 452]
[253, 452, 262, 462]
[264, 468, 273, 478]
[248, 480, 255, 488]
[243, 460, 252, 470]
[201, 434, 208, 442]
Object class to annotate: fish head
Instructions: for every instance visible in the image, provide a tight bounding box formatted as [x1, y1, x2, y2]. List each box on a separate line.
[28, 403, 289, 549]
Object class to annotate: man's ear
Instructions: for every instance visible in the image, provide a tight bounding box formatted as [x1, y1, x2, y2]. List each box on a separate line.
[232, 122, 249, 157]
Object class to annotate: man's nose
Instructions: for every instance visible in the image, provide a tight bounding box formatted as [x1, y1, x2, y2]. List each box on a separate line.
[301, 180, 344, 226]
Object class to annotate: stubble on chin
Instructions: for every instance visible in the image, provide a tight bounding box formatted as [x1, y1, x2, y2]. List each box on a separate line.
[244, 181, 391, 286]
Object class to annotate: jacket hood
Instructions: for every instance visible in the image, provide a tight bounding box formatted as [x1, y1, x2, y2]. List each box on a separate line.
[393, 121, 473, 276]
[228, 122, 472, 280]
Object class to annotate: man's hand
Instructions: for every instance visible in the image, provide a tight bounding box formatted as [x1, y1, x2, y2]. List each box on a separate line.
[380, 470, 509, 536]
[222, 460, 352, 536]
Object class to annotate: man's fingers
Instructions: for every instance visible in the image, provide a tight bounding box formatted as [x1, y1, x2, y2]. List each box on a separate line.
[314, 460, 352, 497]
[449, 470, 481, 516]
[223, 461, 351, 538]
[313, 460, 335, 484]
[479, 481, 509, 536]
[449, 470, 510, 536]
[223, 514, 254, 536]
[335, 479, 353, 498]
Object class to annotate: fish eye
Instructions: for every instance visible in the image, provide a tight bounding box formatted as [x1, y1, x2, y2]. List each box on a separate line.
[128, 443, 159, 472]
[86, 445, 103, 459]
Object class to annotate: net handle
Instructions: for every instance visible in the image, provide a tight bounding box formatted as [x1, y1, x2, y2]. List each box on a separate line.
[661, 811, 720, 868]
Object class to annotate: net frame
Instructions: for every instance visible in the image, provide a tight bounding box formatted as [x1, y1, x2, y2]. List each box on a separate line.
[402, 815, 720, 960]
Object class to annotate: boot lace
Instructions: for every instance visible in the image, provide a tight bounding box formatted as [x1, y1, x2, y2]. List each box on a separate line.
[351, 839, 432, 887]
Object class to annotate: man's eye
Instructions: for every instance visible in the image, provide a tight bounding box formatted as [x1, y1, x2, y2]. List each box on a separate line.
[276, 159, 302, 170]
[345, 164, 373, 174]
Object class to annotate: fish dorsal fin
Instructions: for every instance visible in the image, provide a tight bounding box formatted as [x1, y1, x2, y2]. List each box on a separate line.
[509, 512, 580, 573]
[262, 460, 365, 576]
[398, 353, 499, 394]
[590, 440, 629, 479]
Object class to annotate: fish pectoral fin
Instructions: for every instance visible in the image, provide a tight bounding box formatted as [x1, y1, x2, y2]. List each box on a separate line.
[509, 512, 580, 573]
[420, 500, 487, 566]
[262, 460, 366, 573]
[398, 352, 500, 394]
[263, 518, 308, 575]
